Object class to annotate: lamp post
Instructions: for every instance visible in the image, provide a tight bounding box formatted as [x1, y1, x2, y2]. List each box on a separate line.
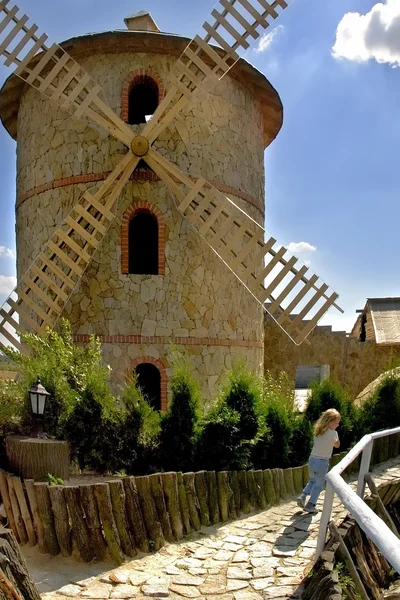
[29, 379, 50, 438]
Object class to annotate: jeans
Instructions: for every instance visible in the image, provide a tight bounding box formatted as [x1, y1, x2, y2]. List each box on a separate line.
[302, 456, 329, 506]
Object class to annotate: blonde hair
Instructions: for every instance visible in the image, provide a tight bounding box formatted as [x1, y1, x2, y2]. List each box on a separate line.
[314, 409, 341, 436]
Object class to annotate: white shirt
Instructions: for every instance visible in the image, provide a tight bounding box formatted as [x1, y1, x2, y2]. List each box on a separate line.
[311, 429, 339, 459]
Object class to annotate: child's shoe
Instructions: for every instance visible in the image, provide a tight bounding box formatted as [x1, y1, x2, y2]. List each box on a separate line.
[304, 503, 318, 514]
[296, 495, 306, 509]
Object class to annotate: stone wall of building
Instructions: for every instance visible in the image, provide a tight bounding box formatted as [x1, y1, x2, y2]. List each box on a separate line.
[264, 316, 400, 399]
[15, 45, 268, 403]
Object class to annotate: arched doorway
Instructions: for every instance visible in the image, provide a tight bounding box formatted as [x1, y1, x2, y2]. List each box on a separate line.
[135, 362, 161, 411]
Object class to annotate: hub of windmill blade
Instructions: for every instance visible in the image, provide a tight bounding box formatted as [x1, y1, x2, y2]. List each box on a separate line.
[131, 135, 149, 157]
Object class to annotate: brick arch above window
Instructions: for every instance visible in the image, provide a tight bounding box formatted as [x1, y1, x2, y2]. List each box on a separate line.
[121, 69, 165, 123]
[121, 201, 165, 275]
[130, 356, 168, 412]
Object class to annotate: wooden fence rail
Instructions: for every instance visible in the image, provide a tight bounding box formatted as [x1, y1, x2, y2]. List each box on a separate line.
[0, 435, 397, 565]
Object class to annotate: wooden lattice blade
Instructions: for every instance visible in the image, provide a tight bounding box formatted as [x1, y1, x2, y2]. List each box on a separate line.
[0, 0, 134, 147]
[0, 151, 139, 353]
[145, 149, 342, 345]
[143, 0, 290, 143]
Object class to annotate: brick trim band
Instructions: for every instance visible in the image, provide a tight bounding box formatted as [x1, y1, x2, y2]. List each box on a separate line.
[121, 69, 165, 123]
[73, 334, 263, 348]
[121, 201, 165, 275]
[130, 355, 168, 411]
[17, 172, 263, 214]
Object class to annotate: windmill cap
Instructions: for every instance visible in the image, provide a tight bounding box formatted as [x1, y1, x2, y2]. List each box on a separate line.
[124, 11, 160, 32]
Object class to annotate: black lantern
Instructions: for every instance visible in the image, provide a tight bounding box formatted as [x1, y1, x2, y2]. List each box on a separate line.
[29, 379, 51, 438]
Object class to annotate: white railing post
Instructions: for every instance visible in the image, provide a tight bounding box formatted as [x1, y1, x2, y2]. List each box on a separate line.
[315, 482, 334, 561]
[357, 438, 373, 498]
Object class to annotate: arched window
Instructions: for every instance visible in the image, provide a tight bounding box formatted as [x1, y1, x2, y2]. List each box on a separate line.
[128, 76, 158, 125]
[128, 210, 158, 274]
[135, 363, 161, 411]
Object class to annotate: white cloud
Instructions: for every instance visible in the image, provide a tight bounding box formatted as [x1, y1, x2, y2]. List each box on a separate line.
[0, 275, 16, 297]
[0, 246, 15, 259]
[332, 0, 400, 67]
[287, 241, 317, 255]
[256, 25, 283, 53]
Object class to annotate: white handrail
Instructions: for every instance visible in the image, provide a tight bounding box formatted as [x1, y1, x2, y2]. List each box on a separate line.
[315, 426, 400, 573]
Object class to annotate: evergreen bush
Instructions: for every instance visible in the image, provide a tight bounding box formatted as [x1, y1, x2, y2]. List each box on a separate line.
[305, 379, 357, 451]
[158, 354, 200, 472]
[358, 374, 400, 434]
[195, 362, 260, 470]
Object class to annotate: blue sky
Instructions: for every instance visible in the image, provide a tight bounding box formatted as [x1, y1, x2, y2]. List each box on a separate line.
[0, 0, 399, 333]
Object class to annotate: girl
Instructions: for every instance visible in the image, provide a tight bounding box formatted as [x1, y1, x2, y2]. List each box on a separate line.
[297, 408, 341, 514]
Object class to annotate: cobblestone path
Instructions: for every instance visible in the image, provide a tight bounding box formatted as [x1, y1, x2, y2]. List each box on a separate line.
[23, 458, 400, 600]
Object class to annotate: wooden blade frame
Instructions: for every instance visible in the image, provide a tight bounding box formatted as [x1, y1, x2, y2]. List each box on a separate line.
[0, 0, 134, 146]
[0, 152, 139, 352]
[146, 149, 342, 345]
[144, 0, 289, 143]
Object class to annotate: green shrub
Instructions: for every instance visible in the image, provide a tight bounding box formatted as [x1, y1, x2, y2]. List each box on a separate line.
[158, 355, 200, 472]
[305, 379, 357, 451]
[358, 374, 400, 435]
[118, 377, 161, 474]
[195, 362, 261, 470]
[195, 403, 251, 470]
[288, 414, 313, 466]
[62, 378, 122, 473]
[224, 362, 260, 440]
[252, 405, 292, 469]
[4, 319, 113, 438]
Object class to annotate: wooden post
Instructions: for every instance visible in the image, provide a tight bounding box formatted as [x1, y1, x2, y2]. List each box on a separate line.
[161, 472, 183, 540]
[0, 471, 18, 541]
[24, 480, 46, 553]
[122, 477, 149, 553]
[271, 470, 281, 502]
[205, 471, 220, 525]
[0, 529, 41, 600]
[177, 473, 192, 535]
[79, 484, 108, 561]
[182, 472, 201, 531]
[7, 477, 28, 545]
[149, 473, 174, 542]
[278, 469, 287, 500]
[230, 471, 241, 518]
[10, 477, 36, 546]
[263, 470, 276, 507]
[93, 483, 124, 564]
[48, 485, 71, 557]
[283, 468, 295, 496]
[292, 466, 304, 494]
[135, 476, 164, 551]
[253, 470, 267, 509]
[108, 480, 136, 557]
[63, 485, 92, 561]
[194, 471, 211, 526]
[246, 471, 257, 510]
[237, 471, 250, 514]
[33, 483, 60, 556]
[216, 471, 232, 522]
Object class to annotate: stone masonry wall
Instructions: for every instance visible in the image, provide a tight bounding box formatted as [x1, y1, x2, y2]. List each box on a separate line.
[264, 316, 400, 399]
[15, 48, 267, 403]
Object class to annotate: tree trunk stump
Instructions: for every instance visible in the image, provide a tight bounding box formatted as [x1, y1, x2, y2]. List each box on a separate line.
[0, 528, 41, 600]
[5, 437, 69, 481]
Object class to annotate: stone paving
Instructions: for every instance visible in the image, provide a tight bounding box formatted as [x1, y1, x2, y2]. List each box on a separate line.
[23, 458, 400, 600]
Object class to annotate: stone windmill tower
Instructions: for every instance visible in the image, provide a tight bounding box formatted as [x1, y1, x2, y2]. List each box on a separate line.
[0, 1, 341, 409]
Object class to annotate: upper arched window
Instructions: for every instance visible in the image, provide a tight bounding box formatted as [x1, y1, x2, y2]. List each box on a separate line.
[135, 363, 161, 412]
[128, 76, 159, 125]
[129, 210, 158, 274]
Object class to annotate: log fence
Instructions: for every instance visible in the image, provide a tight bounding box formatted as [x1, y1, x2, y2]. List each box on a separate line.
[0, 434, 397, 565]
